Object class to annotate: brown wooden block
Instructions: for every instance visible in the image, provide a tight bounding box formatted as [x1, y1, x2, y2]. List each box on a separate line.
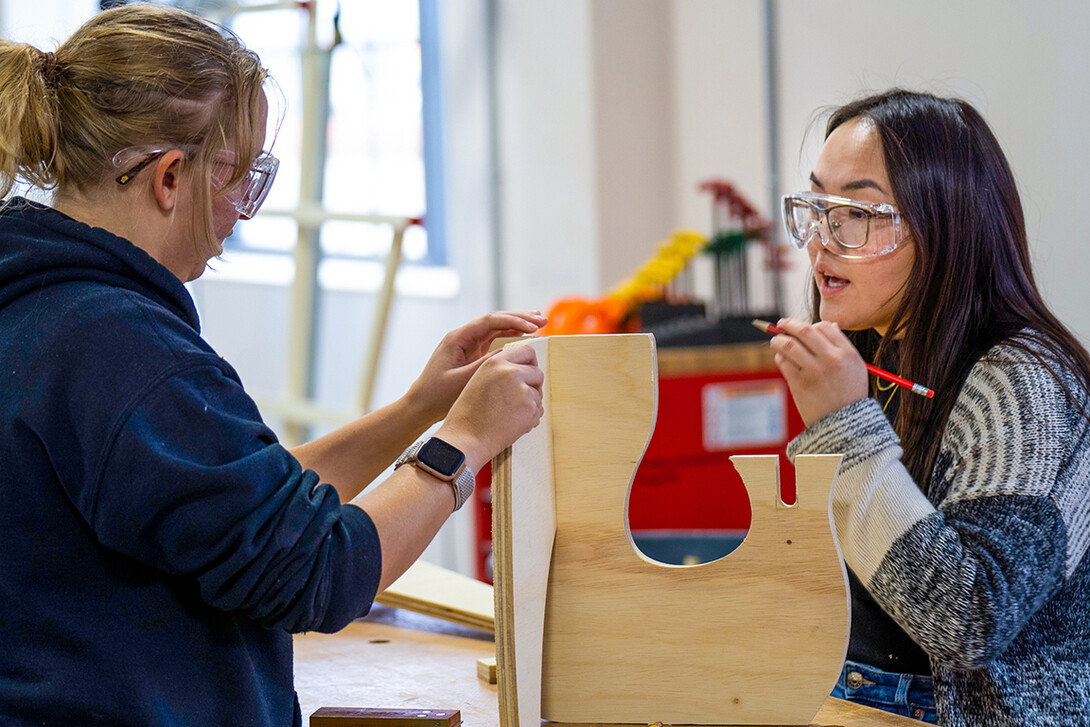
[310, 707, 461, 727]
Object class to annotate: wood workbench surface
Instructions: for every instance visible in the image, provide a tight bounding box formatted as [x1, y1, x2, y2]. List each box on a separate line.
[293, 605, 927, 727]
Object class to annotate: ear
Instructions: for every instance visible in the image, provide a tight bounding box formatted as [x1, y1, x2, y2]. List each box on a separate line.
[151, 150, 189, 212]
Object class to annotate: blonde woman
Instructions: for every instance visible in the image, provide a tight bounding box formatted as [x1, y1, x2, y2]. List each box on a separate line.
[0, 4, 544, 724]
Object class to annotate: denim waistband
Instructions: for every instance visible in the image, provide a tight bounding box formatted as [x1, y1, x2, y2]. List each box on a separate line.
[831, 659, 937, 724]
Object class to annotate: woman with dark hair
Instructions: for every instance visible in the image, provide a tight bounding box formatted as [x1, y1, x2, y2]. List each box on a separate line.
[771, 89, 1090, 726]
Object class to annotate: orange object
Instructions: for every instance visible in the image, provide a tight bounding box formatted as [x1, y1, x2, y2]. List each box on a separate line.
[538, 297, 630, 335]
[539, 229, 708, 337]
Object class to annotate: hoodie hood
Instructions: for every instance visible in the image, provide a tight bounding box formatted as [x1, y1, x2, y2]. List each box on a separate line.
[0, 197, 199, 332]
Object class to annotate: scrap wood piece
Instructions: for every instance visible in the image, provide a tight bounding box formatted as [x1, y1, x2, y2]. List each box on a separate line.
[477, 656, 497, 684]
[376, 560, 494, 633]
[310, 707, 461, 727]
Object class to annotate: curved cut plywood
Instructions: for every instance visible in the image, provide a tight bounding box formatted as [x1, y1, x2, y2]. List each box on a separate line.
[493, 334, 849, 727]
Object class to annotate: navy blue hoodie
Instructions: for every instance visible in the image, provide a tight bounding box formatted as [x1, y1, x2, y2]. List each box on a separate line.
[0, 199, 382, 726]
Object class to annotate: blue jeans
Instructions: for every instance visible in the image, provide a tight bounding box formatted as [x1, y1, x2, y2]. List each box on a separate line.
[831, 660, 938, 724]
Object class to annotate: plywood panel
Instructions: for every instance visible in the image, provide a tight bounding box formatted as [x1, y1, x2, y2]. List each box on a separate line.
[492, 337, 556, 727]
[493, 334, 850, 726]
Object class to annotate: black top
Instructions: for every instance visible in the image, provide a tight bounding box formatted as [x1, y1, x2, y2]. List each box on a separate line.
[845, 345, 931, 675]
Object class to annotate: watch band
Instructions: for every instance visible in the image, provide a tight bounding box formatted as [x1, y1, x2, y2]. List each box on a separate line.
[394, 439, 476, 512]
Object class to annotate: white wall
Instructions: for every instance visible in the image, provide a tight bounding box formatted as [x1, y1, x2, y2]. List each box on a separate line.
[590, 0, 676, 291]
[491, 0, 600, 308]
[0, 0, 95, 47]
[491, 0, 684, 310]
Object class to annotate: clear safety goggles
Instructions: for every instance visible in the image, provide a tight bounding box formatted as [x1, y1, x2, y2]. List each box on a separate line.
[781, 191, 903, 259]
[112, 145, 279, 219]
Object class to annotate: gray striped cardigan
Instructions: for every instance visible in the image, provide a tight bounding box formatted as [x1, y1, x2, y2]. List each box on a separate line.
[789, 337, 1090, 726]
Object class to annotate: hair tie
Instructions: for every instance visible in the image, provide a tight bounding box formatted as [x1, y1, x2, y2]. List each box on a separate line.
[40, 50, 59, 86]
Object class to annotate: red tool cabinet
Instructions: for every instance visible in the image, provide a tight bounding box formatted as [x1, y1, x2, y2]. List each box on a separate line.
[472, 342, 804, 583]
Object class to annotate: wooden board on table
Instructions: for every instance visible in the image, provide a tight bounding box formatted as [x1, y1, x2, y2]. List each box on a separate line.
[376, 560, 494, 633]
[492, 334, 851, 726]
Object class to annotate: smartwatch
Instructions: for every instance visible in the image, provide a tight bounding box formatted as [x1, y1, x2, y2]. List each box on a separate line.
[394, 437, 476, 511]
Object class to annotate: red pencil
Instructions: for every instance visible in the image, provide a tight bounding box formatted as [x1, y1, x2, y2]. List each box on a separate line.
[752, 319, 935, 399]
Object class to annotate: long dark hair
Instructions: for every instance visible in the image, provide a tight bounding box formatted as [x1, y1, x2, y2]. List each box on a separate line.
[812, 89, 1090, 485]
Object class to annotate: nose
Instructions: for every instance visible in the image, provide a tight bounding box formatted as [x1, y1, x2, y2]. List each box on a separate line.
[802, 219, 830, 250]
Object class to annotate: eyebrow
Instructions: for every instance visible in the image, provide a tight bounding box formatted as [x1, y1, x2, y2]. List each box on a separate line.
[809, 172, 889, 195]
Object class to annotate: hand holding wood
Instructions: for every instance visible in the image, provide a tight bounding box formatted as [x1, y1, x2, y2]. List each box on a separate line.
[407, 311, 547, 426]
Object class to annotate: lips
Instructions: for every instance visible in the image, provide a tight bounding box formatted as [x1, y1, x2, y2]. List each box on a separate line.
[815, 263, 850, 295]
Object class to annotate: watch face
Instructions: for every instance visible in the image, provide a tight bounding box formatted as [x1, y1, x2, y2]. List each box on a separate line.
[417, 437, 465, 478]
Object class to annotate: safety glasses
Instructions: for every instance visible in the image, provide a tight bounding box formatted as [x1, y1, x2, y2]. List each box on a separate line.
[782, 191, 903, 259]
[225, 151, 278, 219]
[112, 145, 279, 219]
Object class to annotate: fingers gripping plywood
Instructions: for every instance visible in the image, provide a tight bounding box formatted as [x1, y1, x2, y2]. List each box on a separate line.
[493, 334, 850, 727]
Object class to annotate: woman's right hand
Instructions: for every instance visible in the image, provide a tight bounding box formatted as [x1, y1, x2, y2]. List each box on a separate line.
[434, 342, 545, 471]
[405, 310, 547, 427]
[768, 317, 869, 426]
